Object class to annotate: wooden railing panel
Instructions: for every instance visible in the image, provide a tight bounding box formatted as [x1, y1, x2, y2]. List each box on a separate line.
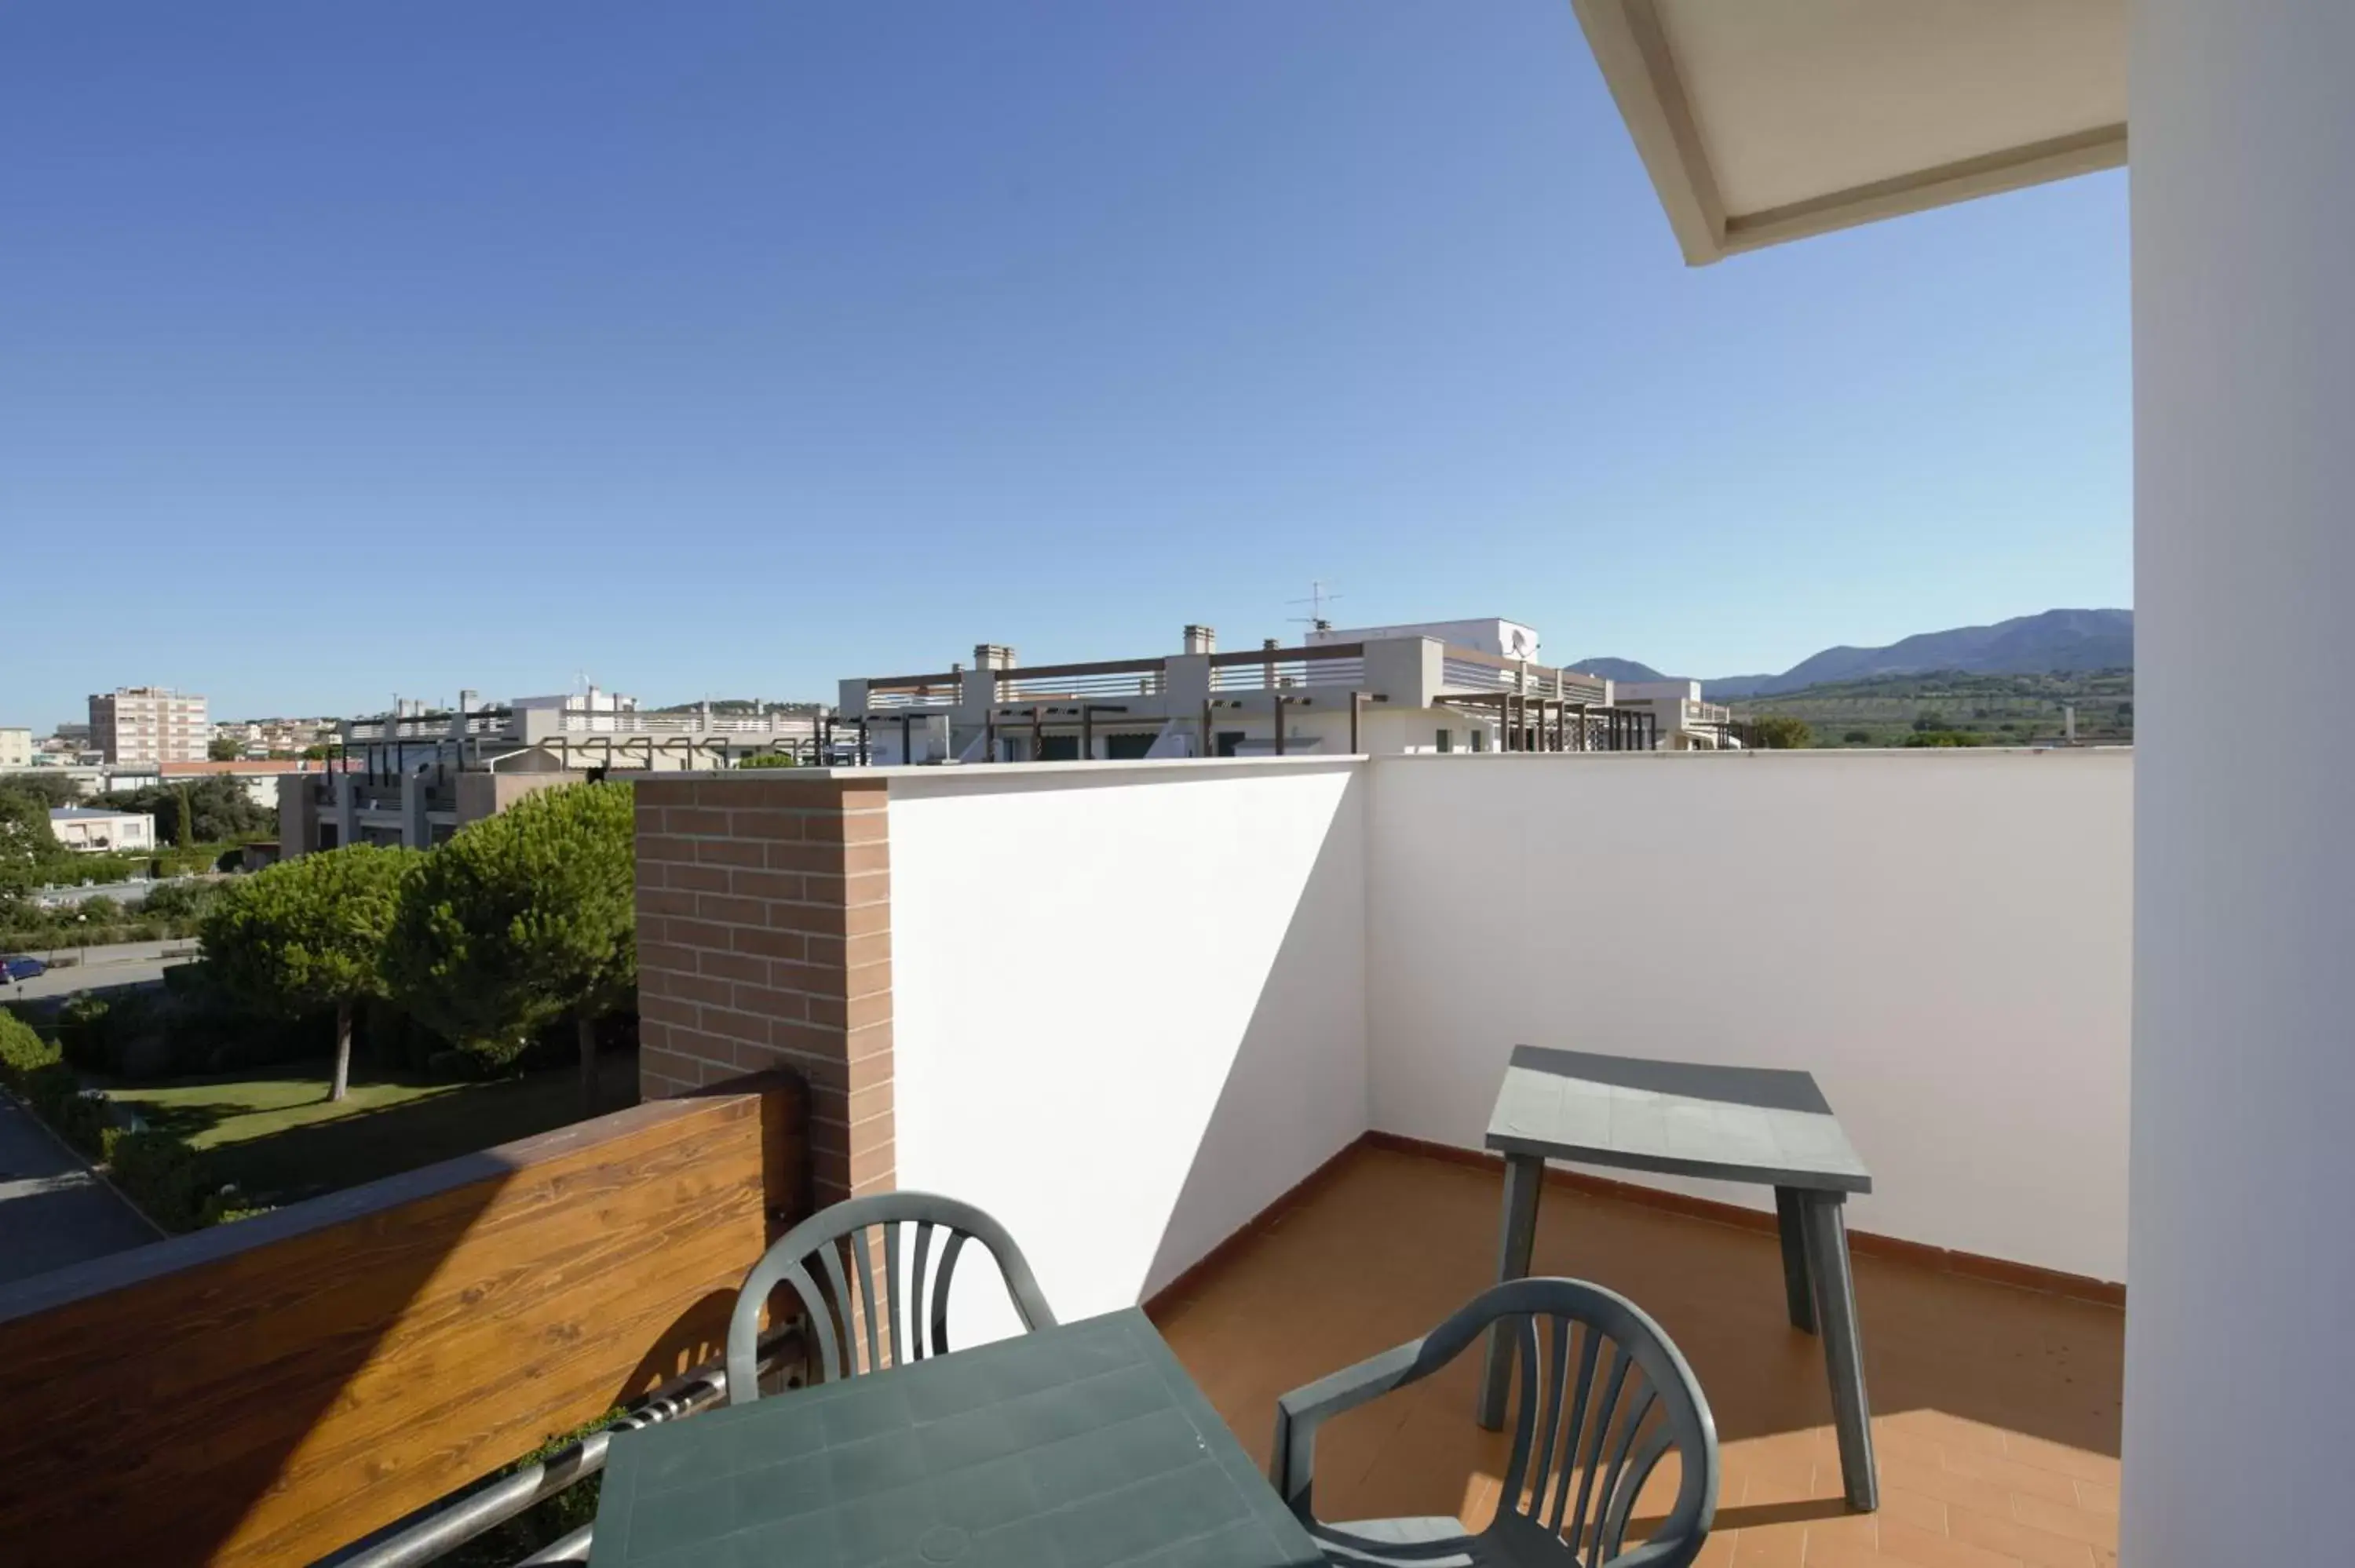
[0, 1077, 805, 1568]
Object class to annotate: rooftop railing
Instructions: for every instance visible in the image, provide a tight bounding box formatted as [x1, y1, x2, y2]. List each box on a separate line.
[863, 673, 962, 710]
[345, 710, 514, 744]
[553, 712, 820, 735]
[1205, 641, 1367, 691]
[1437, 645, 1611, 703]
[995, 657, 1167, 702]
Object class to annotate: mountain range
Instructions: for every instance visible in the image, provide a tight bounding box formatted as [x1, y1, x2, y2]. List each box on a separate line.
[1573, 608, 2134, 700]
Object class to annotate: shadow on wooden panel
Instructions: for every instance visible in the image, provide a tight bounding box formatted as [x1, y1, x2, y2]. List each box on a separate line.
[0, 1082, 798, 1568]
[612, 1285, 738, 1402]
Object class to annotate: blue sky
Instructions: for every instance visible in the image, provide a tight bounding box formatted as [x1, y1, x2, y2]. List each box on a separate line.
[1, 2, 2128, 727]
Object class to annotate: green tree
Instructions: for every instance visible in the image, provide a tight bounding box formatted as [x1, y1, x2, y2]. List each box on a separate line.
[1842, 729, 1871, 745]
[1903, 731, 1982, 748]
[388, 782, 635, 1112]
[0, 788, 68, 892]
[100, 775, 272, 844]
[207, 736, 243, 761]
[1750, 715, 1813, 749]
[174, 788, 195, 849]
[736, 751, 799, 769]
[0, 772, 79, 810]
[202, 844, 420, 1101]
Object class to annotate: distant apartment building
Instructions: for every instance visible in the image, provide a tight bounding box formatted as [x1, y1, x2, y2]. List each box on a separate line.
[0, 727, 30, 770]
[838, 619, 1658, 765]
[279, 687, 827, 855]
[47, 807, 156, 854]
[89, 687, 209, 766]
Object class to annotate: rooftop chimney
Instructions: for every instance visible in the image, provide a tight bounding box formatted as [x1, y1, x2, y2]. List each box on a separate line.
[1183, 624, 1216, 655]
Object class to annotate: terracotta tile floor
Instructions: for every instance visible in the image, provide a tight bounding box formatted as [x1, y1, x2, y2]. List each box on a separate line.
[1150, 1144, 2122, 1567]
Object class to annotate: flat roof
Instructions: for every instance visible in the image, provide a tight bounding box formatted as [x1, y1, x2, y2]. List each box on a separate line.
[1572, 0, 2124, 264]
[49, 808, 148, 821]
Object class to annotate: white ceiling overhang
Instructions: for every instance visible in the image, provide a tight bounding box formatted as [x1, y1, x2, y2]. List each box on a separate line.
[1569, 0, 2127, 264]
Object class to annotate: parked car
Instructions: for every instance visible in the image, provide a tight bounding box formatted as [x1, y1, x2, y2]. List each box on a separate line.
[2, 955, 49, 984]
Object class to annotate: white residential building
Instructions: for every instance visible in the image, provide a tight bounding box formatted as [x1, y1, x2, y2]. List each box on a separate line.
[838, 623, 1654, 765]
[46, 807, 155, 854]
[0, 727, 30, 770]
[1610, 680, 1740, 751]
[279, 687, 827, 855]
[89, 687, 209, 767]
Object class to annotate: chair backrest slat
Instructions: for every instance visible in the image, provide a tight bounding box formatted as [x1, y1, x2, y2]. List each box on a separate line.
[1529, 1315, 1570, 1519]
[726, 1191, 1057, 1403]
[813, 1234, 856, 1375]
[1592, 1383, 1661, 1559]
[910, 1222, 937, 1361]
[1545, 1322, 1605, 1533]
[932, 1231, 969, 1358]
[1501, 1315, 1543, 1502]
[1599, 1422, 1677, 1562]
[882, 1220, 906, 1372]
[850, 1226, 883, 1372]
[1565, 1343, 1632, 1561]
[1371, 1277, 1714, 1568]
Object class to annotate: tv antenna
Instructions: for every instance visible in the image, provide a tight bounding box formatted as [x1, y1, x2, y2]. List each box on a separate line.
[1287, 580, 1344, 634]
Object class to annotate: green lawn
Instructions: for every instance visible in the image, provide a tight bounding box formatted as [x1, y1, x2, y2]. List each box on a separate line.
[107, 1054, 638, 1209]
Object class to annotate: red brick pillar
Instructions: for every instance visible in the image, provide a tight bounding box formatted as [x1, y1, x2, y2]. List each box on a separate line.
[635, 775, 892, 1206]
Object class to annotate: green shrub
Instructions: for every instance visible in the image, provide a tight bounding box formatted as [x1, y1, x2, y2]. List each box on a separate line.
[6, 1012, 228, 1229]
[1747, 714, 1813, 749]
[141, 880, 223, 922]
[56, 994, 114, 1073]
[39, 963, 348, 1079]
[24, 1063, 109, 1157]
[101, 1126, 221, 1233]
[0, 1009, 58, 1088]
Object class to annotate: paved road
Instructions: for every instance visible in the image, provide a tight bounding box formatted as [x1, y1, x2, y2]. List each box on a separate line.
[12, 938, 200, 968]
[6, 932, 200, 994]
[0, 1092, 160, 1286]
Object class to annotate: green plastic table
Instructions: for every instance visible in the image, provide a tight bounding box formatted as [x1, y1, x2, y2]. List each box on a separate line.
[1473, 1045, 1880, 1511]
[588, 1307, 1324, 1567]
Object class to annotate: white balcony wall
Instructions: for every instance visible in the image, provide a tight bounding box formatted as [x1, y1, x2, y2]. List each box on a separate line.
[886, 759, 1369, 1346]
[1364, 749, 2132, 1283]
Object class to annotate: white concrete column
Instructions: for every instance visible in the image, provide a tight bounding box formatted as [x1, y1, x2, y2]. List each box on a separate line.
[2127, 5, 2355, 1561]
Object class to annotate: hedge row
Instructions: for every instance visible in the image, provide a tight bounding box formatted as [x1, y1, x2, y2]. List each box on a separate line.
[0, 1010, 234, 1233]
[0, 921, 191, 954]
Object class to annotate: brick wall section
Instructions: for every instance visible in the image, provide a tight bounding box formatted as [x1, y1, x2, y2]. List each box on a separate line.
[635, 775, 892, 1206]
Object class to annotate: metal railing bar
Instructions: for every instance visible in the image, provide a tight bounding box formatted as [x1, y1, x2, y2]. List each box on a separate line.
[333, 1325, 803, 1568]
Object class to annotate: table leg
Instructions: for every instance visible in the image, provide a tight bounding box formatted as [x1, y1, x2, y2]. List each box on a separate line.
[1475, 1153, 1543, 1430]
[1802, 1193, 1879, 1511]
[1774, 1186, 1816, 1333]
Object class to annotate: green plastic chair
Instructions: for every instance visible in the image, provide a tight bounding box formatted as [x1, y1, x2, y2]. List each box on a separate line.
[726, 1191, 1057, 1400]
[1271, 1277, 1719, 1567]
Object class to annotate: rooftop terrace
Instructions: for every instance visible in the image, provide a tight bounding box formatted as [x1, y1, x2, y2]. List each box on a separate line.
[0, 749, 2130, 1566]
[1155, 1142, 2121, 1568]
